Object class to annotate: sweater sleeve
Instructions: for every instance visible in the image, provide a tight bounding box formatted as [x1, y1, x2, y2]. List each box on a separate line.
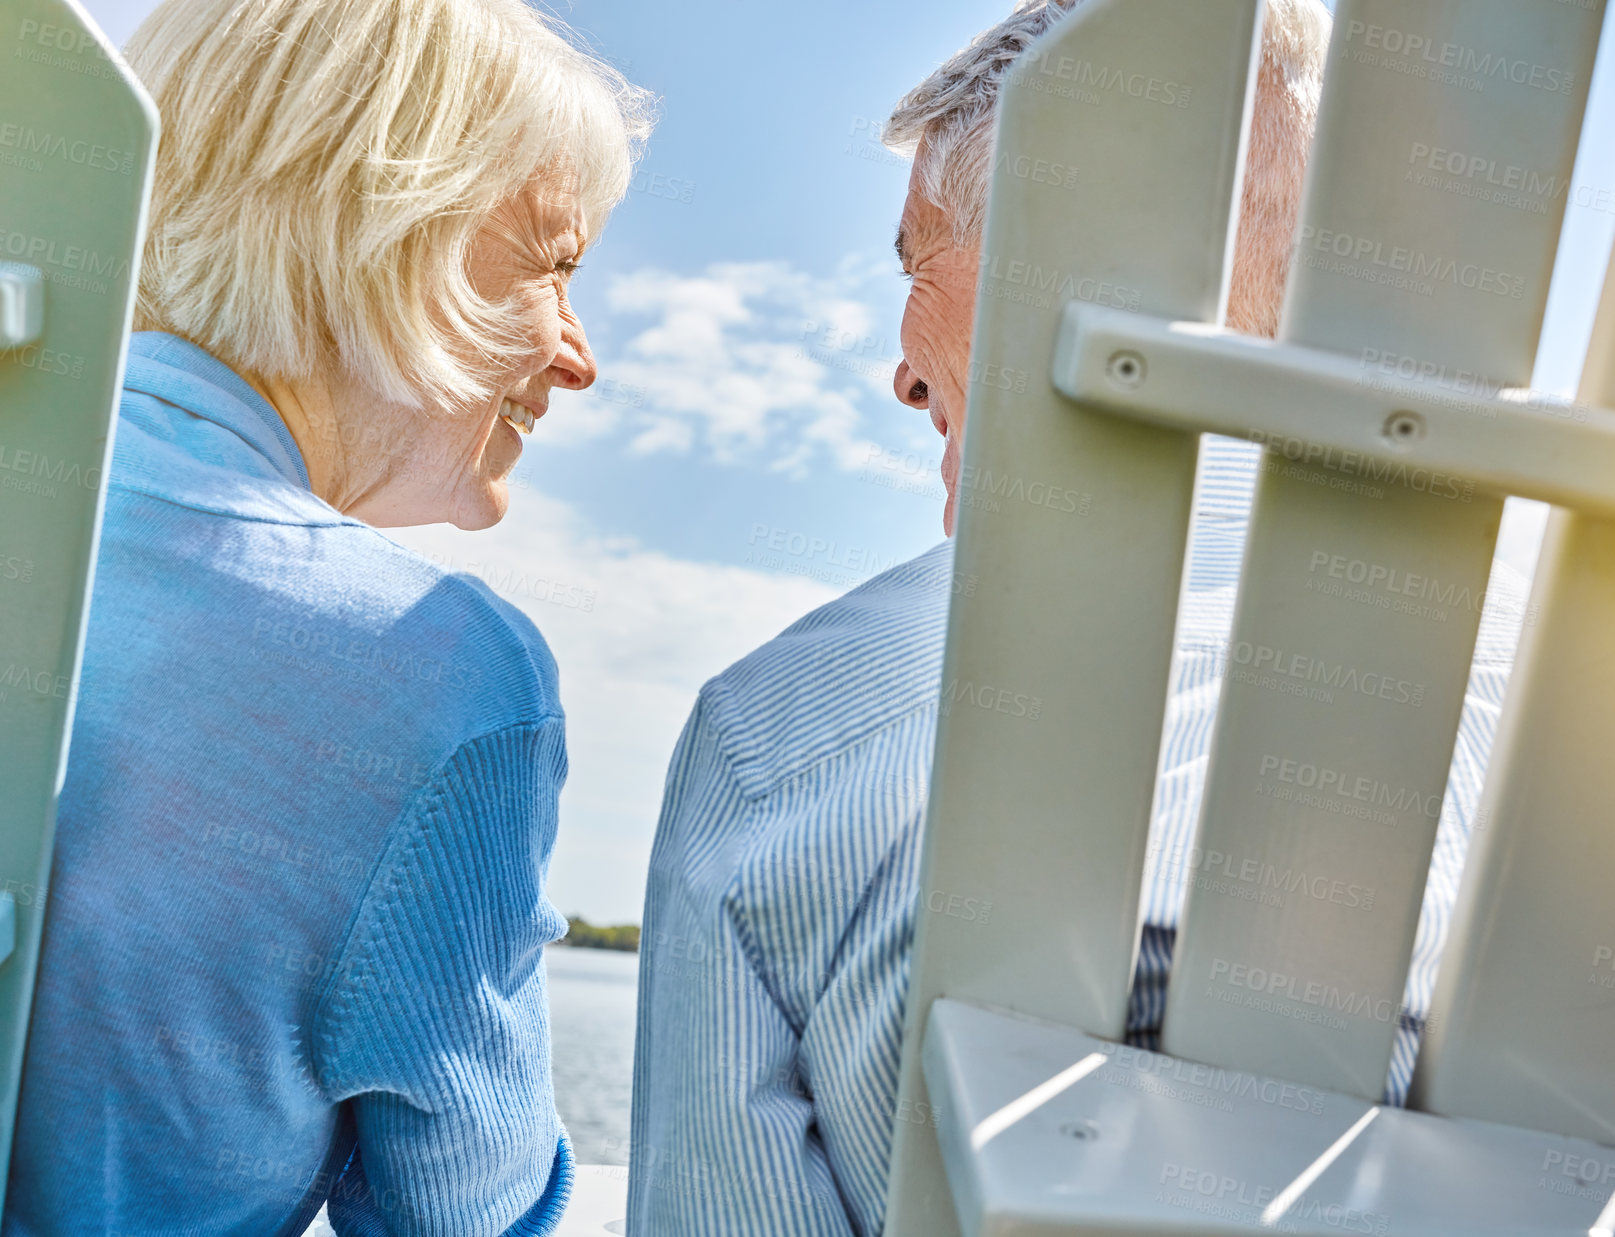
[313, 720, 573, 1237]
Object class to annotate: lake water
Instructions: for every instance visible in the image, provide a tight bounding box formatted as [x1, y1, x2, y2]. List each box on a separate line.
[546, 945, 640, 1166]
[305, 945, 638, 1235]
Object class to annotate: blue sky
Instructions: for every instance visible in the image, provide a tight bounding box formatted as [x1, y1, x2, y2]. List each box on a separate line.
[83, 0, 1615, 921]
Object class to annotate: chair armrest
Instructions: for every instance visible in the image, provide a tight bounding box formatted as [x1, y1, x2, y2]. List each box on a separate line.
[303, 1165, 626, 1237]
[554, 1164, 628, 1236]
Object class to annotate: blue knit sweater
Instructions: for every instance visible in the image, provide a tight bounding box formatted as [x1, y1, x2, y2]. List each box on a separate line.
[4, 334, 574, 1236]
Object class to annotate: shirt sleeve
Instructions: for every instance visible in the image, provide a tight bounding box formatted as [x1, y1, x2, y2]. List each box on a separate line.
[313, 720, 574, 1237]
[628, 693, 857, 1237]
[795, 830, 920, 1236]
[1388, 556, 1529, 1103]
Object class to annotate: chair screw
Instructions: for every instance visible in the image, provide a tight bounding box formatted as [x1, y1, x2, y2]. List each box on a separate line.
[1059, 1119, 1100, 1142]
[1107, 351, 1147, 388]
[1384, 410, 1425, 447]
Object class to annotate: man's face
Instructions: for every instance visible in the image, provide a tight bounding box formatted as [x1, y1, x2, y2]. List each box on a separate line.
[892, 158, 980, 537]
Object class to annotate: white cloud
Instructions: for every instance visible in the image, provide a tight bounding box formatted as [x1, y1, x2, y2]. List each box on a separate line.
[383, 484, 841, 923]
[565, 258, 928, 476]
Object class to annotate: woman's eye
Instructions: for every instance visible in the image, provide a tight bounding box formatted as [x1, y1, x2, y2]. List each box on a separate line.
[555, 260, 581, 278]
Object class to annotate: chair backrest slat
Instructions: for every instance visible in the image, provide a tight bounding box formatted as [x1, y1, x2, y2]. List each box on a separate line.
[1409, 252, 1615, 1145]
[0, 0, 157, 1216]
[882, 3, 1264, 1233]
[1160, 0, 1602, 1099]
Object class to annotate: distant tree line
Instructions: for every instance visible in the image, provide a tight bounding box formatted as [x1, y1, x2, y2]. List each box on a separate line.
[559, 916, 640, 952]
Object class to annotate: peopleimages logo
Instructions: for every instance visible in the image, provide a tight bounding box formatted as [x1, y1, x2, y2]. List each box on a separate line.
[1152, 843, 1377, 912]
[15, 17, 106, 56]
[0, 123, 135, 175]
[0, 663, 70, 700]
[1407, 143, 1563, 198]
[13, 17, 119, 80]
[922, 888, 993, 924]
[1157, 1163, 1392, 1234]
[0, 442, 101, 499]
[743, 524, 900, 580]
[941, 677, 1042, 721]
[1296, 226, 1526, 300]
[978, 253, 1142, 312]
[955, 461, 1092, 518]
[0, 229, 129, 293]
[1209, 958, 1399, 1026]
[1306, 550, 1487, 618]
[1009, 49, 1194, 109]
[1542, 1149, 1615, 1190]
[1359, 348, 1590, 423]
[992, 150, 1079, 191]
[0, 554, 35, 584]
[1258, 753, 1444, 822]
[1229, 640, 1426, 708]
[1103, 1043, 1328, 1115]
[1342, 20, 1577, 96]
[1248, 428, 1477, 500]
[249, 618, 482, 690]
[1592, 944, 1615, 990]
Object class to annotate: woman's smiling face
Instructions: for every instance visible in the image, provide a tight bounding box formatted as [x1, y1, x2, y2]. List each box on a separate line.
[425, 178, 600, 529]
[319, 176, 602, 531]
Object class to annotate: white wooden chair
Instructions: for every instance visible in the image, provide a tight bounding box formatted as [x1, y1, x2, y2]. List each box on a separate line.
[884, 0, 1615, 1233]
[0, 0, 156, 1222]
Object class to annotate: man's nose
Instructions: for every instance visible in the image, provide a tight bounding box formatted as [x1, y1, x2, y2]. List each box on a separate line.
[894, 359, 928, 409]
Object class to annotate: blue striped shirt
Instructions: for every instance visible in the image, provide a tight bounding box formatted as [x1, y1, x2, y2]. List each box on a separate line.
[628, 437, 1527, 1236]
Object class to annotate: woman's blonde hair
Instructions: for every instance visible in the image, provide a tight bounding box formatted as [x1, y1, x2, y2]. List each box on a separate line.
[126, 0, 654, 410]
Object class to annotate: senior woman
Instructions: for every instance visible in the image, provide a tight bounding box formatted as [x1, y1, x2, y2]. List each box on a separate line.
[3, 1, 650, 1234]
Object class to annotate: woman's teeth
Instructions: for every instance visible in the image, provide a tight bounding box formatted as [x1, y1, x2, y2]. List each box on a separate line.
[501, 398, 536, 434]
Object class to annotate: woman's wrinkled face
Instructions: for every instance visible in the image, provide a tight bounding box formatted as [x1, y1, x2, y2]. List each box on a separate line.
[397, 178, 598, 530]
[891, 160, 980, 538]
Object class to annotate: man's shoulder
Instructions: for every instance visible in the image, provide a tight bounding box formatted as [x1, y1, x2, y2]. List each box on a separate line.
[700, 542, 956, 799]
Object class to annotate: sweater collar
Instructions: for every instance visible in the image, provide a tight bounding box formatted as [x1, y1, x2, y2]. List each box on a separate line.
[122, 333, 313, 492]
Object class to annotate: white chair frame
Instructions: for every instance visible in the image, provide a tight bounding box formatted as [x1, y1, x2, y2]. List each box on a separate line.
[884, 1, 1615, 1233]
[0, 0, 156, 1221]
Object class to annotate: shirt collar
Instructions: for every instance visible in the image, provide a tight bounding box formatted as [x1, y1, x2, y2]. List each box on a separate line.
[122, 332, 313, 492]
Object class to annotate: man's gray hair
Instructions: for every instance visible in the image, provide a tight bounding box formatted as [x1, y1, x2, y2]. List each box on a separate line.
[883, 0, 1332, 337]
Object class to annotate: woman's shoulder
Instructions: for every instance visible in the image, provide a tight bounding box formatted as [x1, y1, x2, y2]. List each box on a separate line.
[183, 515, 569, 746]
[340, 529, 565, 724]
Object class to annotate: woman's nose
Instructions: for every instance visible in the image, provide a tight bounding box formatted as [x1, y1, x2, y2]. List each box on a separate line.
[894, 359, 929, 408]
[550, 318, 598, 391]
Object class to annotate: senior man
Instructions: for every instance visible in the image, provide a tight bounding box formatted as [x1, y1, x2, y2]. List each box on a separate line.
[629, 1, 1526, 1233]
